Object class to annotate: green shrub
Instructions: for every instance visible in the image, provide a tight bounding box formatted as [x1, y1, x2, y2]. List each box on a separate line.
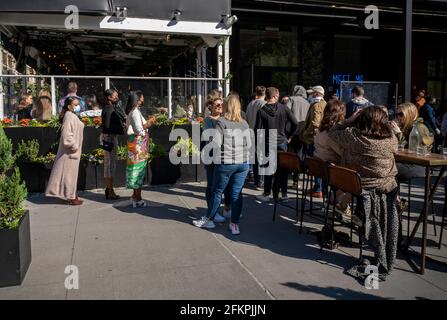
[0, 126, 14, 174]
[0, 168, 27, 229]
[148, 139, 166, 162]
[0, 127, 27, 229]
[15, 139, 40, 162]
[117, 144, 128, 160]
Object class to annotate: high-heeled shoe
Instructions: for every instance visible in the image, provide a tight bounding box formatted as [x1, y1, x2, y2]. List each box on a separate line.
[105, 188, 120, 200]
[68, 197, 83, 206]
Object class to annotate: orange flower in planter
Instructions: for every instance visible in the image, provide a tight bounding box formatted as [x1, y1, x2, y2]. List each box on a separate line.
[93, 117, 102, 127]
[1, 118, 14, 126]
[19, 119, 30, 127]
[81, 117, 91, 126]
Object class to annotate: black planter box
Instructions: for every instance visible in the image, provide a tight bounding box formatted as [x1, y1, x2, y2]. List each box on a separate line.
[114, 160, 127, 187]
[0, 210, 32, 288]
[82, 127, 101, 155]
[95, 164, 106, 190]
[77, 160, 96, 191]
[196, 163, 207, 182]
[149, 124, 193, 152]
[178, 163, 197, 183]
[149, 156, 180, 185]
[16, 162, 49, 193]
[5, 124, 199, 188]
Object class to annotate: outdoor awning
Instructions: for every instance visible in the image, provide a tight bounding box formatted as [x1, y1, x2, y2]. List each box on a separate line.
[0, 0, 231, 23]
[0, 0, 232, 36]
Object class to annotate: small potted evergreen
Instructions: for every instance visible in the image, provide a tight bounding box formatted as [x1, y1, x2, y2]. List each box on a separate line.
[0, 126, 31, 287]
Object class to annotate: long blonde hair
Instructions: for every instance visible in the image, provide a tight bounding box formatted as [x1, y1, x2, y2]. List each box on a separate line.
[223, 94, 243, 122]
[398, 102, 418, 135]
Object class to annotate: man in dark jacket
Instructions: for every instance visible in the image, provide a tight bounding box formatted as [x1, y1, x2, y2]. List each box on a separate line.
[345, 86, 373, 118]
[245, 86, 266, 188]
[255, 87, 299, 203]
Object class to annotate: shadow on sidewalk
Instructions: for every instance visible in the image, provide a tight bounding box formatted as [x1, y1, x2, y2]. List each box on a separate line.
[280, 282, 390, 300]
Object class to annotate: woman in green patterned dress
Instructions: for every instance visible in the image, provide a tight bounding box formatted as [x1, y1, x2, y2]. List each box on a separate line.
[125, 91, 155, 207]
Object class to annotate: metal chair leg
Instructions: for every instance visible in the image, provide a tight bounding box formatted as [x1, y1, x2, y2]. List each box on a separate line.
[299, 173, 306, 233]
[320, 187, 333, 253]
[359, 225, 363, 262]
[272, 199, 277, 222]
[439, 202, 446, 249]
[331, 190, 337, 250]
[310, 175, 314, 215]
[350, 198, 354, 247]
[431, 200, 437, 237]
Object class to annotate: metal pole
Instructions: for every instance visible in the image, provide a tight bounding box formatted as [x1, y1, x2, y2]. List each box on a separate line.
[404, 0, 413, 102]
[196, 48, 202, 116]
[224, 37, 230, 96]
[51, 76, 57, 115]
[168, 78, 172, 119]
[105, 76, 110, 90]
[201, 47, 207, 115]
[217, 41, 223, 92]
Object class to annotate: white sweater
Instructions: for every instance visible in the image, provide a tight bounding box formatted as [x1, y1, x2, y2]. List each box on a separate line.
[126, 108, 147, 136]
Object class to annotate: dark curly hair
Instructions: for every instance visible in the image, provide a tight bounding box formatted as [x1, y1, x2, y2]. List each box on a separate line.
[352, 105, 393, 139]
[319, 100, 346, 132]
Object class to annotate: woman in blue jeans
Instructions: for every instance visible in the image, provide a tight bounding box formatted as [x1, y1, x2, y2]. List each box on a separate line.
[193, 94, 251, 235]
[203, 97, 232, 222]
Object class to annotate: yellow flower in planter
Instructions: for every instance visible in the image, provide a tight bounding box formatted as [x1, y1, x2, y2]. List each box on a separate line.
[172, 137, 199, 157]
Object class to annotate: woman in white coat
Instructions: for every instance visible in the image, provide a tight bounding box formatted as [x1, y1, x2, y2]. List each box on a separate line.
[45, 97, 84, 205]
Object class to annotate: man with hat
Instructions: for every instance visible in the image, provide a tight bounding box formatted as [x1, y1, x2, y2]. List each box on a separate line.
[299, 85, 327, 198]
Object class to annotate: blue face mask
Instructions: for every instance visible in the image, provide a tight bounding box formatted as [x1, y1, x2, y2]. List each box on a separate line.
[73, 105, 81, 114]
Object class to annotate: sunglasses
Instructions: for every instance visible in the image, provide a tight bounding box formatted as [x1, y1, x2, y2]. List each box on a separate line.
[395, 112, 404, 117]
[214, 103, 223, 107]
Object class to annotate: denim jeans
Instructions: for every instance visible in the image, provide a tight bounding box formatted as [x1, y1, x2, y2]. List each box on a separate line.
[205, 164, 231, 209]
[306, 143, 323, 192]
[207, 163, 249, 224]
[263, 142, 288, 196]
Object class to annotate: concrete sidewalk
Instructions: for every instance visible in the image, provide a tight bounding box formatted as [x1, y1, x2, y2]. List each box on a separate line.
[0, 181, 446, 300]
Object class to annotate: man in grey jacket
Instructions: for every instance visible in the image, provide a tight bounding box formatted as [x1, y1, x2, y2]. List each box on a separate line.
[287, 85, 310, 186]
[245, 86, 266, 188]
[287, 85, 310, 130]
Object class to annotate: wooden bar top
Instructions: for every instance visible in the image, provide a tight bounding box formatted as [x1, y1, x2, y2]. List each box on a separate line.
[395, 149, 447, 166]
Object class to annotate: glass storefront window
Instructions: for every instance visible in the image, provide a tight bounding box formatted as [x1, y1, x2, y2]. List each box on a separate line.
[240, 26, 298, 68]
[302, 40, 324, 86]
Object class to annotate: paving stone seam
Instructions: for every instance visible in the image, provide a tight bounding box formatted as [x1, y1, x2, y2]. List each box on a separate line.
[65, 205, 81, 300]
[212, 233, 276, 300]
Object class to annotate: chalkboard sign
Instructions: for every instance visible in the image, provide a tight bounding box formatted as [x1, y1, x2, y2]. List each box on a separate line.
[340, 81, 392, 106]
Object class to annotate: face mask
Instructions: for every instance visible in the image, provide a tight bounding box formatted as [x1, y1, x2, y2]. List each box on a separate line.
[73, 105, 81, 114]
[308, 96, 322, 104]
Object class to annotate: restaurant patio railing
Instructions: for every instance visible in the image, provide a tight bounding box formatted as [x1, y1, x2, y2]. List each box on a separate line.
[0, 75, 226, 119]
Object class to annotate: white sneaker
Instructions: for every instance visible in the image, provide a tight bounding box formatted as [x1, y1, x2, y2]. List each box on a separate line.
[279, 195, 289, 203]
[222, 208, 231, 218]
[228, 222, 240, 235]
[213, 212, 226, 223]
[132, 199, 147, 208]
[256, 194, 270, 202]
[193, 216, 216, 229]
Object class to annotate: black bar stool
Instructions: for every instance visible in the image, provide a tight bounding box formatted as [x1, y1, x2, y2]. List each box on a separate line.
[272, 151, 304, 222]
[326, 165, 363, 259]
[300, 157, 333, 233]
